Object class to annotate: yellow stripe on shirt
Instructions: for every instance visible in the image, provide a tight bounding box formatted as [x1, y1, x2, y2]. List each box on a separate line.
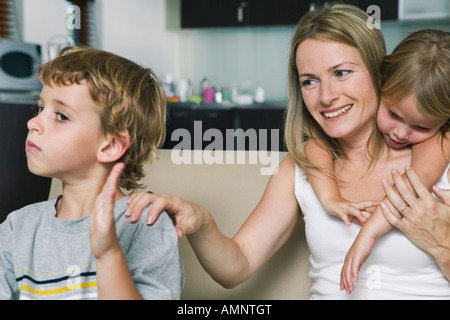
[19, 282, 97, 296]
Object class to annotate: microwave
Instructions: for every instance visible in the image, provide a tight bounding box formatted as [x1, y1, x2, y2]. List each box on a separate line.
[0, 39, 42, 92]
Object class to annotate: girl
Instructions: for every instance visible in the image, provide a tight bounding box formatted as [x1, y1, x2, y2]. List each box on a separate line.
[303, 29, 450, 293]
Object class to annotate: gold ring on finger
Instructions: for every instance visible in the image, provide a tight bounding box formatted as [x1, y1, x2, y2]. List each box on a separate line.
[398, 204, 408, 214]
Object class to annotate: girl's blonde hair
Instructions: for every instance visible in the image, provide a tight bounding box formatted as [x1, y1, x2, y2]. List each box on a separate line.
[381, 29, 450, 136]
[285, 3, 386, 173]
[38, 46, 166, 191]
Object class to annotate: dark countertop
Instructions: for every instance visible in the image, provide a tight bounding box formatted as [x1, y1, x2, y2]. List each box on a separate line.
[0, 91, 39, 105]
[168, 101, 288, 110]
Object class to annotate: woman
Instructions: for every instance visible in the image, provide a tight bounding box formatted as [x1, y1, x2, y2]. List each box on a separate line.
[127, 4, 450, 299]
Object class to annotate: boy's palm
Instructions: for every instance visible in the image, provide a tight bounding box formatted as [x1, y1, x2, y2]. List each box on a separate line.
[90, 163, 125, 259]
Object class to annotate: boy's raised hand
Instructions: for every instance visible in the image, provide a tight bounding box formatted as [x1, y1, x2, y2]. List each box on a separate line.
[90, 163, 143, 299]
[90, 162, 125, 259]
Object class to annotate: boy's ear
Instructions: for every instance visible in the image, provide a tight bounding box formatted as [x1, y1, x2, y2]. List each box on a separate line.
[97, 131, 131, 163]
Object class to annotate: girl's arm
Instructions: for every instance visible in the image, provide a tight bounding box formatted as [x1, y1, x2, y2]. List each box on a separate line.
[409, 132, 449, 191]
[364, 133, 450, 239]
[381, 169, 450, 280]
[305, 138, 376, 225]
[341, 133, 450, 293]
[363, 133, 449, 238]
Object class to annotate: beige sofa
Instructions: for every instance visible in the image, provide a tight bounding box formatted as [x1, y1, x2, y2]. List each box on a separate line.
[49, 149, 312, 299]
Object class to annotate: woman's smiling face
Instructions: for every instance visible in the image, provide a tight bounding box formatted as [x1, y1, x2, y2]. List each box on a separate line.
[296, 39, 379, 142]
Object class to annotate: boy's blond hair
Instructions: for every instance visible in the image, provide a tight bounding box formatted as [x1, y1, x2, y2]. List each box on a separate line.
[38, 46, 166, 191]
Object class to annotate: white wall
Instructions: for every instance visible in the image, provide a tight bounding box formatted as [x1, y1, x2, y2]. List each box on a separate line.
[22, 0, 181, 79]
[22, 0, 66, 62]
[99, 0, 181, 78]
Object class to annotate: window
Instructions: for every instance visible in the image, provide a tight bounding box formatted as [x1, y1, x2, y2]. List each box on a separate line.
[0, 0, 21, 40]
[65, 0, 97, 47]
[0, 0, 8, 38]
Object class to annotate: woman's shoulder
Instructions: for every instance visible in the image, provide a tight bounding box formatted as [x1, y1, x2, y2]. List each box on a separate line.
[281, 153, 295, 168]
[275, 154, 297, 180]
[258, 153, 299, 212]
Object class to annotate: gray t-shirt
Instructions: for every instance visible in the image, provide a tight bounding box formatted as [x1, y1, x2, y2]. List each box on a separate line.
[0, 196, 184, 300]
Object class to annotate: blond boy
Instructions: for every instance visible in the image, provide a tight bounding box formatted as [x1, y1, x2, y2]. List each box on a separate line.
[0, 47, 183, 299]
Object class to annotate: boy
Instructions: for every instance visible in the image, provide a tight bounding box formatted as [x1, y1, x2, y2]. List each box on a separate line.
[0, 47, 183, 299]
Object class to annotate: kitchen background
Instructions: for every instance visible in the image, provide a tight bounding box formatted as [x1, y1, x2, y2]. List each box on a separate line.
[20, 0, 450, 101]
[21, 0, 450, 151]
[0, 0, 449, 221]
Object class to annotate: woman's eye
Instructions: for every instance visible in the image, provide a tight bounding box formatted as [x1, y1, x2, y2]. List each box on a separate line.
[300, 78, 319, 88]
[335, 70, 351, 78]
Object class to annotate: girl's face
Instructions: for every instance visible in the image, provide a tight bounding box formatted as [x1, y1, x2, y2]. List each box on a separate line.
[296, 39, 378, 143]
[377, 94, 447, 148]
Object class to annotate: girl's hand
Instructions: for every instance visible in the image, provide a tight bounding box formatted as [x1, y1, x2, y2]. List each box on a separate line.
[324, 196, 378, 226]
[340, 233, 376, 294]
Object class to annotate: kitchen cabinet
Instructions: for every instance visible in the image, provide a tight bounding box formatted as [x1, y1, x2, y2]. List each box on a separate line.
[181, 0, 311, 28]
[181, 0, 249, 28]
[181, 0, 398, 28]
[234, 104, 286, 151]
[164, 102, 235, 150]
[0, 101, 52, 222]
[163, 102, 286, 151]
[336, 0, 398, 20]
[246, 1, 312, 26]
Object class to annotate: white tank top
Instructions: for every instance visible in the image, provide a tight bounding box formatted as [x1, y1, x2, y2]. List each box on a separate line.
[295, 164, 450, 299]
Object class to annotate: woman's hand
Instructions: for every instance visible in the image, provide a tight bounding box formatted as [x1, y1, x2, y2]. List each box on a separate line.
[126, 192, 210, 238]
[380, 167, 450, 260]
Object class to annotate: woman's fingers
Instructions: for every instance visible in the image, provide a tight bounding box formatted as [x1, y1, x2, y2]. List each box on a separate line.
[126, 192, 157, 222]
[433, 186, 450, 206]
[382, 179, 406, 219]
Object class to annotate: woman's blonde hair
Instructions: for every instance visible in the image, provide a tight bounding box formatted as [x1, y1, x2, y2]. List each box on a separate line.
[381, 29, 450, 137]
[285, 3, 386, 173]
[38, 46, 166, 191]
